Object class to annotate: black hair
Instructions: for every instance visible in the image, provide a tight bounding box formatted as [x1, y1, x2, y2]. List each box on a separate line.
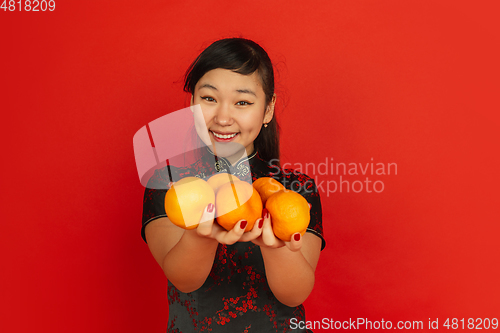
[184, 38, 280, 166]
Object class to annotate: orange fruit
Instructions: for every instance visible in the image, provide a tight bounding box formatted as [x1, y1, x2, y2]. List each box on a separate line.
[207, 173, 240, 193]
[252, 177, 285, 205]
[216, 181, 262, 232]
[165, 177, 215, 229]
[265, 190, 310, 241]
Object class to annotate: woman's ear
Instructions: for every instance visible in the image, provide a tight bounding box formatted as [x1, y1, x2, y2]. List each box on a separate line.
[264, 93, 276, 124]
[190, 94, 194, 106]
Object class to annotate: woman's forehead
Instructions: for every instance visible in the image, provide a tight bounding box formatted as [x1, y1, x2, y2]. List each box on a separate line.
[196, 69, 263, 93]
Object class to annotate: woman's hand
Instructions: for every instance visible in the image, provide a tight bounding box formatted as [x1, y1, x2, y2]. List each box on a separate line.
[250, 208, 302, 252]
[194, 203, 264, 245]
[251, 203, 312, 252]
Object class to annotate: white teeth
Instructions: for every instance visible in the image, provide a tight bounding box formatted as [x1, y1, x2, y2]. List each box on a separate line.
[212, 132, 237, 139]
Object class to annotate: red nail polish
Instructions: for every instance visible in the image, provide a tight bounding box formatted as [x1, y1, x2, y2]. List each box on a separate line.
[294, 233, 301, 241]
[207, 203, 214, 213]
[262, 208, 268, 219]
[258, 219, 264, 228]
[240, 220, 247, 229]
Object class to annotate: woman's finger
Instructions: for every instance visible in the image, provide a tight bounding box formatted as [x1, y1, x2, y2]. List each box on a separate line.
[239, 218, 264, 242]
[261, 215, 284, 248]
[216, 219, 247, 245]
[196, 203, 215, 237]
[285, 232, 303, 252]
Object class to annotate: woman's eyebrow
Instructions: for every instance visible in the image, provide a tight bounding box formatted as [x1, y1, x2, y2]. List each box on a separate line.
[198, 83, 256, 96]
[236, 89, 256, 96]
[198, 83, 218, 91]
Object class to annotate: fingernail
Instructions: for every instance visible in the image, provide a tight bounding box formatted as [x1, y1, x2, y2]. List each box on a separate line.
[294, 233, 301, 241]
[258, 218, 264, 228]
[207, 203, 214, 213]
[262, 208, 269, 219]
[240, 220, 247, 229]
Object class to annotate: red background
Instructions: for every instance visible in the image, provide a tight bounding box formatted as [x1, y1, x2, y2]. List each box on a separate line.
[1, 1, 499, 332]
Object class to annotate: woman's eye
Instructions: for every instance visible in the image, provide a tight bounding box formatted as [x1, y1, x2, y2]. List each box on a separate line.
[236, 101, 253, 106]
[201, 96, 215, 102]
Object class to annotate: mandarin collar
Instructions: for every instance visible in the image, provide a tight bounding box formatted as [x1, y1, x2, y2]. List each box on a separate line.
[205, 148, 258, 179]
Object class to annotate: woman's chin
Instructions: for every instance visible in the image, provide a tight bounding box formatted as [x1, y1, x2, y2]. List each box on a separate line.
[209, 142, 247, 160]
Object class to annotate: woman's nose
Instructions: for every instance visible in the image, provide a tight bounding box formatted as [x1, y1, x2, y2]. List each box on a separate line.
[214, 103, 233, 126]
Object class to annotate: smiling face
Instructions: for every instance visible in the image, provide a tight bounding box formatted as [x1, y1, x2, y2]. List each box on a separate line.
[191, 68, 274, 163]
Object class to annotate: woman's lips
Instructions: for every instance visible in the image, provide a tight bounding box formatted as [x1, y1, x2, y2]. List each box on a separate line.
[211, 131, 239, 142]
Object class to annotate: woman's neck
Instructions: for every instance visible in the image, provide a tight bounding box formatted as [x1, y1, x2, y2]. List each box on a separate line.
[207, 143, 254, 166]
[224, 148, 253, 166]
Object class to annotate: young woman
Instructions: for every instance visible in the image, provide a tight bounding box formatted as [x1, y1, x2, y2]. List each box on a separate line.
[141, 38, 325, 333]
